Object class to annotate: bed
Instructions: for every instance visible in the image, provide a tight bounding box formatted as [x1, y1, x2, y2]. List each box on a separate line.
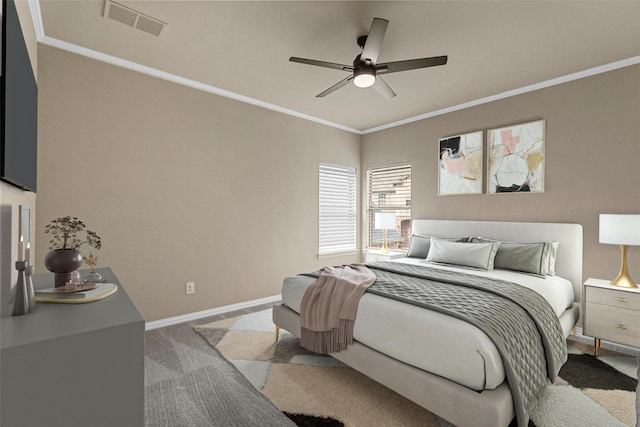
[272, 219, 582, 427]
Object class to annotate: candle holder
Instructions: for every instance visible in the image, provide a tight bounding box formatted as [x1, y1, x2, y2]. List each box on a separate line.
[25, 265, 36, 309]
[12, 261, 30, 316]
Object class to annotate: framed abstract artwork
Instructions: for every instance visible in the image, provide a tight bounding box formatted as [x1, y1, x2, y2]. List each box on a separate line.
[487, 119, 545, 194]
[438, 131, 483, 196]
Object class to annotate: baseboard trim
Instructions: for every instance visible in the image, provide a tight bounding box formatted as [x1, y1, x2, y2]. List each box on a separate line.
[145, 294, 282, 331]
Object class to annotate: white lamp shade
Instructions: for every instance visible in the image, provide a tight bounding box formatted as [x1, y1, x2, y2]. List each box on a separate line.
[599, 214, 640, 245]
[374, 212, 396, 230]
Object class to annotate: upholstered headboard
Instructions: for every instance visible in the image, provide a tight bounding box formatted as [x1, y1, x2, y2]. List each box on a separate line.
[411, 219, 584, 303]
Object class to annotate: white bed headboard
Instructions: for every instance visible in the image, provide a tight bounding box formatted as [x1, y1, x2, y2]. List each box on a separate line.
[411, 219, 583, 303]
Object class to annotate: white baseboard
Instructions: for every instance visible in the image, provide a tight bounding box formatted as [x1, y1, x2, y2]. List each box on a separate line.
[145, 294, 282, 331]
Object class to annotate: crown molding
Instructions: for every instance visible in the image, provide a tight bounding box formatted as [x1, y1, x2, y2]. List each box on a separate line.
[362, 55, 640, 134]
[29, 0, 640, 136]
[37, 35, 363, 135]
[28, 0, 45, 40]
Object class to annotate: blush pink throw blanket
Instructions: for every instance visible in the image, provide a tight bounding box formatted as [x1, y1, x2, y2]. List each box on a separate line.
[300, 264, 376, 354]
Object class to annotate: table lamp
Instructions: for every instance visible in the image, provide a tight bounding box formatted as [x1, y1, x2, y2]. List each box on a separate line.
[375, 212, 396, 254]
[599, 214, 640, 288]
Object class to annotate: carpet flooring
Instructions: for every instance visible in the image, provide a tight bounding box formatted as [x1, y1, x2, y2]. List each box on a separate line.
[144, 304, 296, 427]
[195, 308, 639, 427]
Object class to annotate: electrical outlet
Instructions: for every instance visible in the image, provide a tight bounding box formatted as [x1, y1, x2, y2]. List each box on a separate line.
[185, 282, 195, 295]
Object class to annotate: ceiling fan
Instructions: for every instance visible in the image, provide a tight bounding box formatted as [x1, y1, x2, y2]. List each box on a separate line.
[290, 18, 447, 98]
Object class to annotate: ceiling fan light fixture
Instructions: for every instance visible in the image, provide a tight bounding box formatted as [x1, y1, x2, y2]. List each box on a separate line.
[353, 72, 375, 88]
[290, 17, 447, 98]
[353, 65, 376, 88]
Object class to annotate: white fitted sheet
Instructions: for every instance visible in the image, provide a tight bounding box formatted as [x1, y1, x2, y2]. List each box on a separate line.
[281, 258, 575, 391]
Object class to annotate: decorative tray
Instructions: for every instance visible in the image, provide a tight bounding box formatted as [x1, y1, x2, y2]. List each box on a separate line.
[35, 283, 118, 304]
[55, 282, 97, 293]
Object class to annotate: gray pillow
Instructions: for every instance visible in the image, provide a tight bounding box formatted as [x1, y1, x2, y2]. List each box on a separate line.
[427, 238, 500, 270]
[471, 237, 552, 276]
[406, 235, 432, 258]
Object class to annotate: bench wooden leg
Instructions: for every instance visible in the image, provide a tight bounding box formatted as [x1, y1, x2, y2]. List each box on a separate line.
[275, 325, 280, 342]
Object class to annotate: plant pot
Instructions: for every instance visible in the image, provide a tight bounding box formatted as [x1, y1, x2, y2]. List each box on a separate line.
[44, 249, 84, 287]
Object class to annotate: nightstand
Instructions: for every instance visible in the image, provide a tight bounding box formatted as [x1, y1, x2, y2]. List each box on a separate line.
[583, 278, 640, 356]
[364, 250, 406, 262]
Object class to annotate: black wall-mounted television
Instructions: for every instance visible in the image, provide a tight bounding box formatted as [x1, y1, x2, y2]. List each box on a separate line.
[1, 0, 38, 192]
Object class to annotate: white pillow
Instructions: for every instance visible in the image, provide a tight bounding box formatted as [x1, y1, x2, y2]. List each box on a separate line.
[427, 238, 500, 270]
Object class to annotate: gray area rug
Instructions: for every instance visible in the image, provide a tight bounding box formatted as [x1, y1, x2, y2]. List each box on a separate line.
[195, 309, 638, 427]
[145, 319, 295, 426]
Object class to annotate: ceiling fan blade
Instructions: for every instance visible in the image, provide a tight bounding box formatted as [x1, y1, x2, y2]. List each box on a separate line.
[360, 18, 388, 65]
[372, 76, 396, 99]
[289, 57, 353, 72]
[377, 55, 448, 74]
[316, 76, 354, 98]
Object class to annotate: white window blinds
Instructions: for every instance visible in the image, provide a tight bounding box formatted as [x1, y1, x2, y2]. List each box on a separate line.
[319, 163, 357, 255]
[367, 163, 412, 250]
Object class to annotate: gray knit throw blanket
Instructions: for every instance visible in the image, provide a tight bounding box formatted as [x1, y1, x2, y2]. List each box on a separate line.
[299, 264, 375, 354]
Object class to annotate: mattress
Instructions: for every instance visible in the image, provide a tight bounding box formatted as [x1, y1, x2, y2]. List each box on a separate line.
[281, 258, 575, 391]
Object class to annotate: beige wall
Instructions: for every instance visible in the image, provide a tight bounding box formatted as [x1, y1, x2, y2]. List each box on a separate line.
[36, 45, 361, 321]
[363, 64, 640, 286]
[1, 0, 38, 316]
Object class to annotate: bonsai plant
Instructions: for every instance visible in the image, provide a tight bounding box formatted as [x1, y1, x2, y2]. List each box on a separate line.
[44, 216, 102, 287]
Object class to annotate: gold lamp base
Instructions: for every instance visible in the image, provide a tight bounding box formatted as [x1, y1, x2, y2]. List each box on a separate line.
[611, 245, 638, 288]
[380, 229, 390, 254]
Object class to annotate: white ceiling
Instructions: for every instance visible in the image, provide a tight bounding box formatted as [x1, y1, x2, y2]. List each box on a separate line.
[36, 1, 640, 133]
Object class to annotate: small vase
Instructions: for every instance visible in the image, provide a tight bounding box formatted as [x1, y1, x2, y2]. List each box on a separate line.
[84, 270, 103, 283]
[44, 249, 84, 287]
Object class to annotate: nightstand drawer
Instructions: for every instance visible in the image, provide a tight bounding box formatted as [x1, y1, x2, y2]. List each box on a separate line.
[584, 303, 640, 348]
[586, 286, 640, 310]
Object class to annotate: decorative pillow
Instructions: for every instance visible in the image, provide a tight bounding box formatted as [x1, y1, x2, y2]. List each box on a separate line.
[427, 238, 500, 270]
[406, 235, 432, 258]
[406, 235, 469, 259]
[548, 242, 559, 276]
[471, 237, 552, 277]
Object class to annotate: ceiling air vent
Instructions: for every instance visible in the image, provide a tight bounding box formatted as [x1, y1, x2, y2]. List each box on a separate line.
[103, 0, 167, 37]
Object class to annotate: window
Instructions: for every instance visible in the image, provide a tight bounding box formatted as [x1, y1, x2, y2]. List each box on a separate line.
[319, 163, 357, 255]
[367, 163, 411, 251]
